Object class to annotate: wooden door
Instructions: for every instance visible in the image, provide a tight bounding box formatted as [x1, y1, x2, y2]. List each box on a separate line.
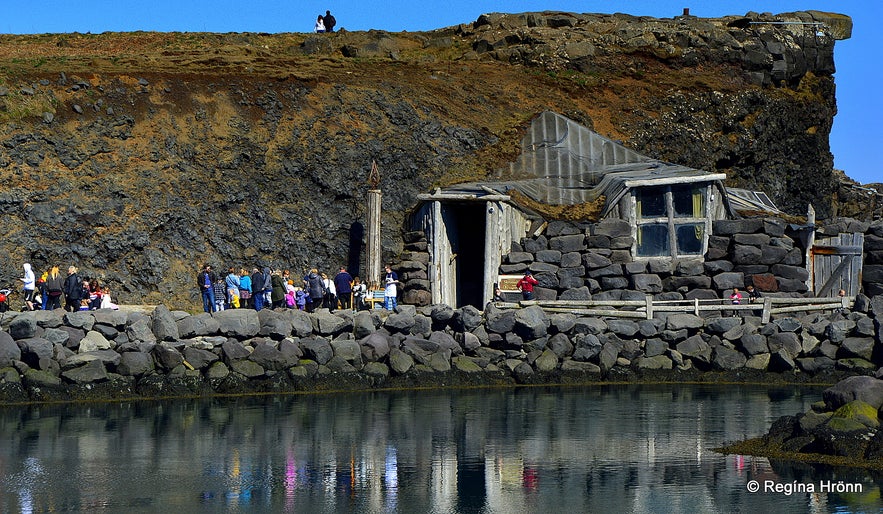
[811, 233, 864, 297]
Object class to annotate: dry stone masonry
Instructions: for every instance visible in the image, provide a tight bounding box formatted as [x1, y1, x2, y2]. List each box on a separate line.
[0, 290, 880, 403]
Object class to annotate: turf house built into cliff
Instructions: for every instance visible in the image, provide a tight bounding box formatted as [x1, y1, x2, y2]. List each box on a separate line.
[410, 111, 733, 308]
[406, 111, 864, 310]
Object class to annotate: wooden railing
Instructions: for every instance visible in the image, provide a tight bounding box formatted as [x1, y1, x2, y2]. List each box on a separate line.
[494, 295, 853, 323]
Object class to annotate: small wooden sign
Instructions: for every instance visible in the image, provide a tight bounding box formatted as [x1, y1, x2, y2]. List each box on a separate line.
[498, 274, 523, 293]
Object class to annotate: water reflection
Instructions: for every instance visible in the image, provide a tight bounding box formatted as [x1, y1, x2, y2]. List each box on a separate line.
[1, 385, 880, 512]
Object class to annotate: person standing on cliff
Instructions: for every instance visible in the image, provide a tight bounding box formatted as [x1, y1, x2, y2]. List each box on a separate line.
[315, 14, 325, 33]
[197, 264, 215, 314]
[516, 270, 538, 301]
[324, 10, 336, 32]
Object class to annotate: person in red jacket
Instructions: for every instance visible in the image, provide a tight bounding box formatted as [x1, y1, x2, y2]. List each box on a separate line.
[516, 271, 539, 300]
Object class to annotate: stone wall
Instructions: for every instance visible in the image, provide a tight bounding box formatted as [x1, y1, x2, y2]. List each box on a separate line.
[0, 293, 881, 403]
[499, 216, 883, 302]
[398, 231, 431, 306]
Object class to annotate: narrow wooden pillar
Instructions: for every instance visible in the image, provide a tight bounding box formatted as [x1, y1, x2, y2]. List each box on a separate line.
[366, 189, 382, 288]
[804, 204, 816, 293]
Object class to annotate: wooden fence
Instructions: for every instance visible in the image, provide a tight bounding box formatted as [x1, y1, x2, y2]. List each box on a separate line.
[494, 295, 853, 324]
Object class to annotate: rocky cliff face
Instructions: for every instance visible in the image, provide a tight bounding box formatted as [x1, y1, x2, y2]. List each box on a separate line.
[0, 11, 861, 306]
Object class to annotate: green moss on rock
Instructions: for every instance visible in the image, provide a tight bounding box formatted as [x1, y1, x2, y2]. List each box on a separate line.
[829, 400, 879, 430]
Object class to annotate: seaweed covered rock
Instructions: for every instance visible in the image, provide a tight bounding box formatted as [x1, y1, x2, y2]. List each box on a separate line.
[731, 376, 883, 463]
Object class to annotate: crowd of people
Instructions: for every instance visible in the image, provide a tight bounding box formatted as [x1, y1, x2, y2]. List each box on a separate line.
[196, 263, 400, 314]
[314, 10, 336, 33]
[16, 263, 118, 313]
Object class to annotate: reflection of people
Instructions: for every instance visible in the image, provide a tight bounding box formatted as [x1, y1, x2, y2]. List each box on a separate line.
[384, 264, 399, 311]
[516, 271, 538, 300]
[315, 15, 325, 33]
[745, 285, 761, 303]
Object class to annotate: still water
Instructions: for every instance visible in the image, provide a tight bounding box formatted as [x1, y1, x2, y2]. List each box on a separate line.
[1, 384, 881, 513]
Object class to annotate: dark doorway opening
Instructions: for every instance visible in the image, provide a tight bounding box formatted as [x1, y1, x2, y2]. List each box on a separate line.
[443, 202, 487, 309]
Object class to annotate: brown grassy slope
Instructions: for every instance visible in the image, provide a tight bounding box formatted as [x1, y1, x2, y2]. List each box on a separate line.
[0, 29, 749, 173]
[0, 28, 836, 306]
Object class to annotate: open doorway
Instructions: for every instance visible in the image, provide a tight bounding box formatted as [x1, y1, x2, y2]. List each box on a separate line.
[441, 202, 487, 309]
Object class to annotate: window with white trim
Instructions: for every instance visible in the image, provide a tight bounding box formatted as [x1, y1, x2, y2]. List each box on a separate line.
[634, 183, 709, 258]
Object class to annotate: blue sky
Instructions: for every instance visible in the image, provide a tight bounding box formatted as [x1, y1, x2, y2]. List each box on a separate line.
[4, 1, 879, 185]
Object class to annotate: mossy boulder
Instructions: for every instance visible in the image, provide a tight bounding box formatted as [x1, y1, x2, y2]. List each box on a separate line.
[827, 400, 879, 432]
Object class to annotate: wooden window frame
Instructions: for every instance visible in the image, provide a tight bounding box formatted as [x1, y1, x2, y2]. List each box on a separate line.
[632, 183, 711, 260]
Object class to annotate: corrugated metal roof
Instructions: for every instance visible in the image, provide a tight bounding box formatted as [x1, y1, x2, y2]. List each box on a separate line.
[726, 188, 783, 214]
[437, 111, 724, 216]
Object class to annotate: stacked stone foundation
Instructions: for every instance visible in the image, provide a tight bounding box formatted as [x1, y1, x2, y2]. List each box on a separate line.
[0, 293, 881, 403]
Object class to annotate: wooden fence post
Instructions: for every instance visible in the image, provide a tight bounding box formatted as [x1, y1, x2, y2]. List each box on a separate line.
[761, 297, 772, 324]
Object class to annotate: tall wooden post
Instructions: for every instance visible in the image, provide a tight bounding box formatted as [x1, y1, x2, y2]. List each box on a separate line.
[804, 204, 816, 293]
[366, 161, 382, 288]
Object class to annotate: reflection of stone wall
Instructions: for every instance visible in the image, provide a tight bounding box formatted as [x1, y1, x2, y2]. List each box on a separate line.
[500, 216, 883, 301]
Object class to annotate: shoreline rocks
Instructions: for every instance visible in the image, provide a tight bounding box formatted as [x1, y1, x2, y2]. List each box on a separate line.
[722, 375, 883, 466]
[0, 294, 880, 404]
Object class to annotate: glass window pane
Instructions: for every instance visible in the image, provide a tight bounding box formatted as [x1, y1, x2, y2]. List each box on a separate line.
[637, 224, 670, 257]
[636, 187, 666, 219]
[676, 223, 704, 255]
[672, 184, 706, 218]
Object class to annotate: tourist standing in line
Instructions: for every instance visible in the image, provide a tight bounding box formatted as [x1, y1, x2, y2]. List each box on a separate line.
[324, 10, 336, 32]
[334, 266, 353, 310]
[19, 262, 36, 311]
[295, 287, 307, 310]
[516, 270, 538, 300]
[315, 15, 325, 33]
[63, 266, 83, 312]
[37, 271, 48, 310]
[45, 266, 64, 310]
[212, 276, 227, 312]
[271, 270, 287, 309]
[250, 267, 265, 311]
[352, 276, 367, 311]
[225, 267, 240, 309]
[322, 272, 337, 311]
[305, 268, 325, 312]
[383, 264, 399, 311]
[262, 266, 274, 307]
[197, 264, 215, 313]
[238, 268, 252, 309]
